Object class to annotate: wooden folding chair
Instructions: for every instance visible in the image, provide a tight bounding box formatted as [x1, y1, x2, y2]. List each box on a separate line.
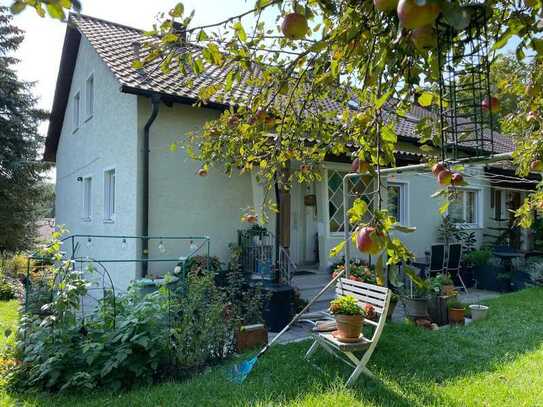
[304, 278, 391, 386]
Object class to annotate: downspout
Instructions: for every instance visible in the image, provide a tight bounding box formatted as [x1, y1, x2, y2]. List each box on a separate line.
[142, 95, 161, 277]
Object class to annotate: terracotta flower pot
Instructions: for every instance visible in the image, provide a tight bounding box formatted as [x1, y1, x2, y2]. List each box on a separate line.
[448, 307, 465, 325]
[335, 314, 363, 339]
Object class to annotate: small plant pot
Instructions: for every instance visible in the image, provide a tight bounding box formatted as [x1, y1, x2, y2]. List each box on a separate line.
[448, 307, 465, 325]
[335, 314, 363, 339]
[469, 304, 489, 321]
[235, 324, 268, 352]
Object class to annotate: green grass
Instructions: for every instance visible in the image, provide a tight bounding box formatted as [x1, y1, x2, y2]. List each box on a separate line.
[2, 289, 543, 406]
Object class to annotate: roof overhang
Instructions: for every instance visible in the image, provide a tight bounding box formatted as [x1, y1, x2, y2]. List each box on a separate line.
[43, 23, 81, 163]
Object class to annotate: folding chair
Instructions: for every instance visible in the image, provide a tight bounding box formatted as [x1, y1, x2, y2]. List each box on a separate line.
[304, 278, 391, 386]
[446, 243, 468, 293]
[427, 244, 446, 277]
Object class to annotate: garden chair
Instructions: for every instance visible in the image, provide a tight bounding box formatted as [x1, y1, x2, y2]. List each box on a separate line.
[425, 244, 446, 277]
[446, 243, 468, 293]
[304, 278, 391, 386]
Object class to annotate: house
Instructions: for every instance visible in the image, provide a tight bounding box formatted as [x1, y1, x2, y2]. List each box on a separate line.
[45, 14, 534, 291]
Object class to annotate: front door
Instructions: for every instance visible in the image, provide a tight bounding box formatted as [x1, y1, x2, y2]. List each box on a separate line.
[302, 183, 318, 264]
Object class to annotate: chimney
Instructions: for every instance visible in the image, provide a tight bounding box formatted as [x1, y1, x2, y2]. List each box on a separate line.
[171, 21, 187, 43]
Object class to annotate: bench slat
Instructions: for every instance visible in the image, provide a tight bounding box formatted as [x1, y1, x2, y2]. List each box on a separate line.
[335, 288, 385, 313]
[337, 283, 388, 303]
[339, 278, 389, 293]
[336, 285, 387, 308]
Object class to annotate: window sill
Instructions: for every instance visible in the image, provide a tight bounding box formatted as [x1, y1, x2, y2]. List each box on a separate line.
[103, 218, 115, 224]
[82, 217, 92, 223]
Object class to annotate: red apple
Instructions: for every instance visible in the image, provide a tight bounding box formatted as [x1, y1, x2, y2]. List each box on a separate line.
[411, 25, 437, 50]
[451, 172, 464, 186]
[437, 170, 452, 186]
[481, 96, 500, 113]
[374, 0, 398, 12]
[530, 160, 543, 172]
[196, 168, 208, 177]
[432, 162, 446, 177]
[397, 0, 441, 30]
[356, 227, 384, 255]
[242, 214, 258, 224]
[352, 158, 370, 173]
[524, 0, 537, 7]
[281, 13, 309, 40]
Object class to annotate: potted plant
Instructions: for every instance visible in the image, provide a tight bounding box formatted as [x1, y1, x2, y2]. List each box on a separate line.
[329, 295, 366, 340]
[427, 274, 458, 325]
[448, 300, 466, 325]
[464, 248, 495, 290]
[400, 272, 432, 320]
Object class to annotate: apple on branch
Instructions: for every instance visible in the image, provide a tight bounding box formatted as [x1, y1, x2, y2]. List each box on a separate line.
[356, 226, 385, 255]
[530, 160, 543, 172]
[437, 169, 452, 186]
[481, 96, 500, 113]
[352, 157, 370, 174]
[397, 0, 441, 30]
[373, 0, 399, 12]
[281, 13, 308, 40]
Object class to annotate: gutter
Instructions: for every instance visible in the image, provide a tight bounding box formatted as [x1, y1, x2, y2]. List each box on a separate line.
[142, 95, 161, 277]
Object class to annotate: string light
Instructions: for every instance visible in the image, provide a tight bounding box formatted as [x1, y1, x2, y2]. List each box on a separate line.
[121, 238, 127, 250]
[158, 240, 166, 254]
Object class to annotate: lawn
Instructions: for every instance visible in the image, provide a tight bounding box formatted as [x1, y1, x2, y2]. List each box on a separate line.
[1, 289, 543, 406]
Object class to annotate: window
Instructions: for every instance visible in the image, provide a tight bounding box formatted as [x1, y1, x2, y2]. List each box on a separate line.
[449, 189, 480, 226]
[73, 91, 80, 131]
[387, 182, 408, 225]
[104, 169, 115, 221]
[327, 168, 373, 234]
[82, 177, 92, 220]
[85, 74, 94, 119]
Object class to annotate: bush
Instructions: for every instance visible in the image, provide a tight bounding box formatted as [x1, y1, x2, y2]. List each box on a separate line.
[0, 279, 15, 301]
[464, 248, 492, 267]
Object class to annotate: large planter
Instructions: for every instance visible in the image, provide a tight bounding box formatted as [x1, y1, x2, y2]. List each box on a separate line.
[474, 265, 499, 291]
[427, 294, 457, 326]
[469, 304, 489, 321]
[448, 307, 465, 325]
[235, 324, 268, 352]
[512, 271, 531, 291]
[402, 297, 429, 319]
[386, 296, 399, 321]
[335, 314, 363, 339]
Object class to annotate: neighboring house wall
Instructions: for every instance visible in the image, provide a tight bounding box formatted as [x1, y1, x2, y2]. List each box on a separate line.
[138, 99, 256, 275]
[55, 36, 139, 290]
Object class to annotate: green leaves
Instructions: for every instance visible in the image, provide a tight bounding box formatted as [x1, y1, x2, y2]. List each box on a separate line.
[329, 240, 346, 257]
[417, 91, 433, 107]
[347, 198, 368, 224]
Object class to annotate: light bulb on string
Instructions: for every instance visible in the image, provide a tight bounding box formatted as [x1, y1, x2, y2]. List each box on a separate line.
[189, 240, 197, 252]
[158, 240, 166, 254]
[121, 238, 127, 250]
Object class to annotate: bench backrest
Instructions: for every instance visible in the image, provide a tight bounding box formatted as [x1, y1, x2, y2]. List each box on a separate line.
[336, 278, 390, 340]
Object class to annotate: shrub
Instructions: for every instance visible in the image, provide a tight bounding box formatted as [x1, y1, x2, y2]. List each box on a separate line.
[464, 248, 492, 267]
[330, 295, 365, 316]
[0, 279, 14, 301]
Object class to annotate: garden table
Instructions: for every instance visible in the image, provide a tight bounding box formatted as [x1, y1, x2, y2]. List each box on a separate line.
[493, 251, 523, 275]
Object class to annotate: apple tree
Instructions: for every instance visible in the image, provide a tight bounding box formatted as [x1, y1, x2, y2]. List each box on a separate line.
[12, 0, 543, 272]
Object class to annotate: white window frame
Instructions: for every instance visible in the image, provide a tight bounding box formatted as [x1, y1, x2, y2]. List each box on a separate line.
[448, 187, 482, 229]
[104, 168, 116, 223]
[85, 73, 94, 121]
[82, 176, 92, 221]
[73, 91, 81, 132]
[324, 163, 374, 237]
[387, 181, 409, 226]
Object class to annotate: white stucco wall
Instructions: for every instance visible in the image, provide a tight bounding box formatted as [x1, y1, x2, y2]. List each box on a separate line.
[293, 162, 496, 273]
[138, 100, 255, 274]
[54, 36, 139, 290]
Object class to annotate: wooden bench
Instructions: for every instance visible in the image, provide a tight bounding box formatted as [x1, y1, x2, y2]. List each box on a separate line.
[305, 278, 391, 386]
